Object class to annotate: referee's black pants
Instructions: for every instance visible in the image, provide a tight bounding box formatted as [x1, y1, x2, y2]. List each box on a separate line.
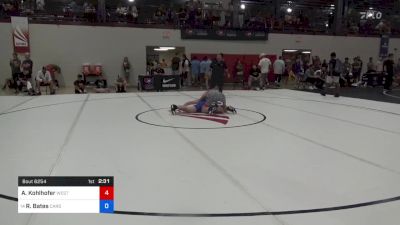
[210, 79, 224, 92]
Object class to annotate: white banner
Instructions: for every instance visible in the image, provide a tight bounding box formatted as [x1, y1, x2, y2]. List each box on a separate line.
[11, 16, 30, 53]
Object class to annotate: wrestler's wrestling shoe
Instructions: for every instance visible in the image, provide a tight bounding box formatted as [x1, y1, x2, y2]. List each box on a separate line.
[226, 106, 237, 114]
[170, 104, 178, 115]
[208, 103, 218, 115]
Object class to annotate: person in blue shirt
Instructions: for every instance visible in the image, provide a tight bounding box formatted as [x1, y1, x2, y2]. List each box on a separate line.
[199, 56, 209, 89]
[191, 56, 201, 86]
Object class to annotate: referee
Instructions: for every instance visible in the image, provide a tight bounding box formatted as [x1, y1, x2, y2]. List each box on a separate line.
[210, 53, 230, 92]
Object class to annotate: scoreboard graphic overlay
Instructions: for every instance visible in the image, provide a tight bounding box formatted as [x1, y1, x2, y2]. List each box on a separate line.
[18, 176, 114, 213]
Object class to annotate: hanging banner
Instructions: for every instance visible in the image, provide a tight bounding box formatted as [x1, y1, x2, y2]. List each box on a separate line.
[379, 35, 389, 58]
[181, 28, 268, 41]
[11, 16, 30, 53]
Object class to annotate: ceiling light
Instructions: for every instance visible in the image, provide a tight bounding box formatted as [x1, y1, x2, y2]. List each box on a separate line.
[154, 48, 168, 51]
[159, 47, 176, 50]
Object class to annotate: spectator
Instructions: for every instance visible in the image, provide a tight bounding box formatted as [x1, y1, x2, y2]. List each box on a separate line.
[273, 56, 285, 86]
[152, 64, 165, 75]
[160, 59, 168, 68]
[258, 53, 272, 89]
[352, 57, 362, 82]
[8, 53, 21, 91]
[235, 59, 244, 87]
[343, 57, 353, 87]
[321, 52, 341, 97]
[35, 66, 55, 95]
[128, 5, 138, 23]
[171, 53, 180, 76]
[115, 75, 127, 93]
[36, 0, 45, 11]
[395, 58, 400, 77]
[200, 56, 212, 90]
[293, 57, 304, 89]
[191, 56, 200, 86]
[177, 8, 187, 27]
[181, 54, 191, 86]
[94, 75, 110, 93]
[395, 58, 400, 87]
[248, 64, 262, 89]
[210, 53, 229, 92]
[199, 56, 208, 89]
[322, 59, 328, 69]
[122, 57, 131, 82]
[383, 53, 395, 91]
[74, 74, 86, 94]
[304, 66, 325, 90]
[367, 57, 376, 72]
[21, 53, 33, 80]
[376, 57, 384, 72]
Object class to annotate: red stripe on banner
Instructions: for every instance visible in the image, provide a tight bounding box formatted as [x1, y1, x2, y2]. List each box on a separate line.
[179, 114, 229, 125]
[185, 113, 229, 119]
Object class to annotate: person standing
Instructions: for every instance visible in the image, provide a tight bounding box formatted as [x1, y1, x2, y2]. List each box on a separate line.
[235, 59, 244, 88]
[202, 56, 212, 90]
[171, 53, 180, 76]
[273, 56, 285, 87]
[122, 57, 131, 83]
[258, 53, 272, 89]
[383, 53, 395, 91]
[199, 57, 208, 89]
[321, 52, 341, 97]
[181, 54, 191, 86]
[191, 56, 200, 86]
[210, 53, 229, 92]
[352, 57, 362, 82]
[8, 53, 21, 91]
[343, 57, 353, 87]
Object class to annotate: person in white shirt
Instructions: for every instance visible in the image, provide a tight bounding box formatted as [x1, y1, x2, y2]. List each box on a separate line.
[273, 56, 285, 86]
[182, 54, 191, 86]
[35, 67, 55, 95]
[258, 53, 272, 89]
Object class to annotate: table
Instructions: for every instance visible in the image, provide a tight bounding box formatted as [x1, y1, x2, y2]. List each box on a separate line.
[138, 75, 181, 91]
[362, 72, 387, 87]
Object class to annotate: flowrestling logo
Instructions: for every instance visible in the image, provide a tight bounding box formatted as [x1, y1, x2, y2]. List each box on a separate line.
[135, 108, 266, 129]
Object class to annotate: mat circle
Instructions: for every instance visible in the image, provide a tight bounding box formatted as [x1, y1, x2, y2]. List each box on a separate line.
[135, 108, 267, 129]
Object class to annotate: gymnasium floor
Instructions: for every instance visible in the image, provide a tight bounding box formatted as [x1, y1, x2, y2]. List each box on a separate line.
[0, 89, 400, 225]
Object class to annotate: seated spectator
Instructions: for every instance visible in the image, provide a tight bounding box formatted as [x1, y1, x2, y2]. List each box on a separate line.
[304, 66, 325, 90]
[35, 66, 55, 95]
[2, 77, 16, 90]
[128, 5, 138, 23]
[152, 64, 165, 75]
[94, 75, 109, 93]
[13, 72, 34, 95]
[115, 75, 127, 93]
[74, 74, 86, 94]
[248, 64, 262, 89]
[367, 57, 377, 72]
